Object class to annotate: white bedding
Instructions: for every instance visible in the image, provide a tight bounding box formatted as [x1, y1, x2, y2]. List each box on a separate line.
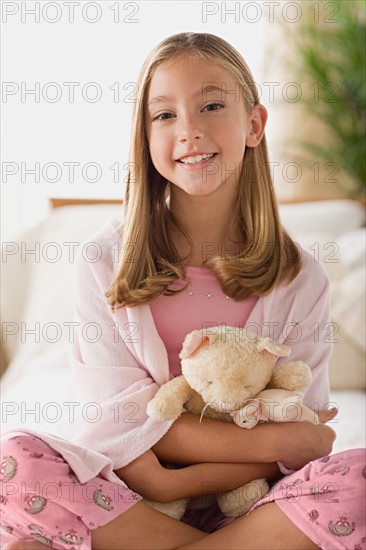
[329, 391, 365, 453]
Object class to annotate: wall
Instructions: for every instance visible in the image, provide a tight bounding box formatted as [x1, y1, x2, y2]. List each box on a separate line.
[2, 1, 353, 241]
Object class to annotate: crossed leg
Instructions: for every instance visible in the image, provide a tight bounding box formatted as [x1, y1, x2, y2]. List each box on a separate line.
[178, 502, 320, 550]
[3, 501, 319, 550]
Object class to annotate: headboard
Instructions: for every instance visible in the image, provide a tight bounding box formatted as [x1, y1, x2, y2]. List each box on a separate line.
[49, 198, 123, 209]
[49, 197, 362, 209]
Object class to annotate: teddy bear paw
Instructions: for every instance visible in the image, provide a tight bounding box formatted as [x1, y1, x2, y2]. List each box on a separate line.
[146, 398, 183, 421]
[216, 478, 269, 517]
[143, 498, 189, 520]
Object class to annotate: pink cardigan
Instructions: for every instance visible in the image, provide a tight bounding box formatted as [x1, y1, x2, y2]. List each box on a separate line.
[3, 218, 332, 488]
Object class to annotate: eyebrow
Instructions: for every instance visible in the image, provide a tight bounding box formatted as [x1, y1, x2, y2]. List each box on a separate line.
[147, 84, 226, 107]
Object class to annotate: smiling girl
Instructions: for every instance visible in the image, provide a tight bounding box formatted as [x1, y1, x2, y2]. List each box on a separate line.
[1, 32, 364, 550]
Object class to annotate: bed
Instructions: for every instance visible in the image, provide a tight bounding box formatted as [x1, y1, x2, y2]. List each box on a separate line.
[1, 198, 365, 453]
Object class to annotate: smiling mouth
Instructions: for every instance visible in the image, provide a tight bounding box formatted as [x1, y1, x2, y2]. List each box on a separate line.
[176, 153, 218, 166]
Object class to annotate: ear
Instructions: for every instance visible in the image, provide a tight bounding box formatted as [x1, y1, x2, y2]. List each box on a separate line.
[256, 337, 291, 358]
[179, 331, 216, 360]
[245, 103, 268, 147]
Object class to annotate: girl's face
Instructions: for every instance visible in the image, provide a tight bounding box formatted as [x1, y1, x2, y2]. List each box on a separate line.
[144, 55, 262, 198]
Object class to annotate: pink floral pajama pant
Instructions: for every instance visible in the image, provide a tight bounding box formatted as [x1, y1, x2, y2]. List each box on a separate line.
[0, 434, 142, 549]
[250, 447, 366, 550]
[0, 433, 365, 550]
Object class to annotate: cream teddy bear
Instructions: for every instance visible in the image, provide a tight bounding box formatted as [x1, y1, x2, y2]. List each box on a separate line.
[146, 326, 319, 519]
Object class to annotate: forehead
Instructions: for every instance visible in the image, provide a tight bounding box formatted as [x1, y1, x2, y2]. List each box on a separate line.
[146, 56, 239, 105]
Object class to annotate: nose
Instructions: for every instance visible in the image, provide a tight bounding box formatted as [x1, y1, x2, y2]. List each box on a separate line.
[178, 112, 204, 143]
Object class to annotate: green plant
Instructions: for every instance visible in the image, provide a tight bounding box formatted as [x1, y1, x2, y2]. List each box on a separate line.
[277, 0, 366, 198]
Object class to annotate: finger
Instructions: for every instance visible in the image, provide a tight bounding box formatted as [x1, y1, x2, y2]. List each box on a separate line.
[318, 407, 338, 423]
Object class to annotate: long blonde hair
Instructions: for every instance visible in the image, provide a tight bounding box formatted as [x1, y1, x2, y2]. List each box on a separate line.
[106, 32, 301, 312]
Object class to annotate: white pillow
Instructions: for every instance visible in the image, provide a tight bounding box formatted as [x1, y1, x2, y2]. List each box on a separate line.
[1, 204, 122, 372]
[336, 228, 366, 270]
[331, 264, 366, 353]
[279, 200, 365, 238]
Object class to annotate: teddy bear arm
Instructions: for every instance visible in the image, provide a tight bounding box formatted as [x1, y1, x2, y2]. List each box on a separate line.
[299, 404, 320, 424]
[267, 361, 312, 391]
[259, 393, 319, 424]
[147, 376, 194, 421]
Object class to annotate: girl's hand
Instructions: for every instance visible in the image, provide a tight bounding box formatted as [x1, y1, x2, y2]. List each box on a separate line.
[317, 407, 338, 423]
[277, 407, 338, 470]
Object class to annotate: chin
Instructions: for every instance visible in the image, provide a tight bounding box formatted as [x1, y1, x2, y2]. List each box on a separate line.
[178, 183, 222, 197]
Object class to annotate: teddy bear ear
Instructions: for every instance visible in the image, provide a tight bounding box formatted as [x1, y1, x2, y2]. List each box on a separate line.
[256, 337, 291, 357]
[179, 332, 215, 359]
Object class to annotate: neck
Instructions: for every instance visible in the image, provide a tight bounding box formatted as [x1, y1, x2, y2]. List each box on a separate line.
[168, 188, 241, 267]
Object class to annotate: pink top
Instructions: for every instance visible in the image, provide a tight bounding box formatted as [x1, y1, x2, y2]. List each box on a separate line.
[2, 217, 332, 491]
[150, 266, 258, 376]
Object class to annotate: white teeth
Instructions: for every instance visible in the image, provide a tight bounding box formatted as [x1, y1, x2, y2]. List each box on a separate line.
[180, 153, 215, 164]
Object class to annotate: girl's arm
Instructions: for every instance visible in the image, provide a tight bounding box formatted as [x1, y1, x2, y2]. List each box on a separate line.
[115, 409, 336, 501]
[114, 449, 281, 502]
[151, 410, 336, 470]
[162, 461, 280, 502]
